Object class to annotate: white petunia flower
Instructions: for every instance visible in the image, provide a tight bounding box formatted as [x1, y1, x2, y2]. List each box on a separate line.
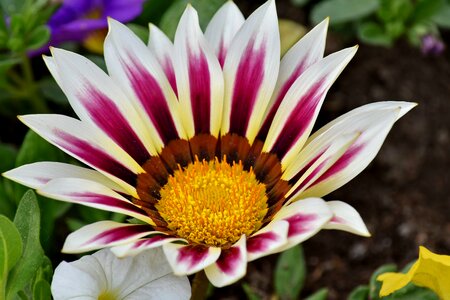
[51, 248, 190, 299]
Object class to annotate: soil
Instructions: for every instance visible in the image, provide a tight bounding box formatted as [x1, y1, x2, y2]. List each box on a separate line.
[222, 1, 450, 299]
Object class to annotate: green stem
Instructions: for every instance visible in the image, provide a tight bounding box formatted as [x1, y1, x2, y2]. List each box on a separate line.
[20, 53, 49, 112]
[191, 271, 210, 300]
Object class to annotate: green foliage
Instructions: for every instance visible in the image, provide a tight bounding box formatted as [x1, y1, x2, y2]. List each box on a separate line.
[274, 245, 306, 300]
[305, 288, 328, 300]
[310, 0, 447, 50]
[348, 263, 439, 299]
[0, 190, 51, 300]
[311, 0, 379, 25]
[242, 283, 261, 300]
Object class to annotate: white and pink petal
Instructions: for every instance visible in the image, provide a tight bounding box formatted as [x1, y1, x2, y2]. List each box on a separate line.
[258, 18, 328, 139]
[18, 114, 141, 196]
[263, 46, 358, 168]
[271, 197, 333, 252]
[173, 5, 224, 137]
[204, 235, 247, 287]
[47, 48, 155, 163]
[3, 162, 127, 194]
[62, 221, 155, 253]
[163, 243, 221, 275]
[205, 1, 245, 67]
[247, 220, 289, 261]
[221, 0, 280, 143]
[104, 19, 186, 150]
[38, 178, 153, 224]
[299, 101, 416, 198]
[323, 201, 370, 237]
[111, 235, 185, 257]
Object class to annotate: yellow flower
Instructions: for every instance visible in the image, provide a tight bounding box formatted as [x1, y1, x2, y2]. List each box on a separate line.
[377, 246, 450, 299]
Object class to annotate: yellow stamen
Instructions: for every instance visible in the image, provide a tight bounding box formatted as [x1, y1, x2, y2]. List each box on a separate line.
[156, 157, 268, 247]
[98, 291, 117, 300]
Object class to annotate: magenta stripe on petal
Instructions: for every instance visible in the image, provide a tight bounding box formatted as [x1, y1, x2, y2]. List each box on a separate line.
[81, 84, 149, 164]
[125, 55, 179, 144]
[85, 224, 151, 245]
[312, 143, 364, 185]
[218, 39, 226, 68]
[216, 247, 241, 275]
[247, 232, 278, 253]
[258, 62, 306, 140]
[132, 235, 167, 248]
[286, 214, 316, 237]
[57, 131, 136, 186]
[289, 160, 328, 197]
[188, 49, 211, 134]
[163, 57, 177, 96]
[177, 245, 209, 268]
[71, 192, 147, 215]
[229, 41, 265, 136]
[271, 81, 324, 158]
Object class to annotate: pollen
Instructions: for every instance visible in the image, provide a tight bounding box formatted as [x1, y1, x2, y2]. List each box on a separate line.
[155, 157, 268, 247]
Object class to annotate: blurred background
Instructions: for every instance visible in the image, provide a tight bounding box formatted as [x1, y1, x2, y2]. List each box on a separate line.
[0, 0, 448, 299]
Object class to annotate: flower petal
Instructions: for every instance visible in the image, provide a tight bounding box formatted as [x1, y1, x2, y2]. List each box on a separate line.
[323, 201, 370, 236]
[38, 178, 153, 224]
[263, 46, 358, 168]
[18, 114, 141, 196]
[204, 235, 247, 287]
[47, 48, 156, 163]
[163, 243, 221, 275]
[148, 24, 177, 93]
[221, 0, 280, 143]
[111, 236, 185, 258]
[271, 197, 333, 252]
[258, 18, 328, 139]
[284, 132, 359, 200]
[104, 19, 186, 150]
[3, 162, 127, 194]
[247, 220, 289, 261]
[300, 101, 416, 198]
[204, 1, 245, 67]
[173, 5, 224, 137]
[62, 221, 155, 253]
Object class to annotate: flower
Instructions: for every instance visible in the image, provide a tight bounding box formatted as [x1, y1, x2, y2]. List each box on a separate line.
[51, 247, 191, 299]
[421, 34, 445, 56]
[377, 246, 450, 299]
[4, 0, 415, 287]
[37, 0, 144, 54]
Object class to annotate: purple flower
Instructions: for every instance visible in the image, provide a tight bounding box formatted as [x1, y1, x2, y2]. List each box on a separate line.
[421, 34, 445, 56]
[34, 0, 144, 55]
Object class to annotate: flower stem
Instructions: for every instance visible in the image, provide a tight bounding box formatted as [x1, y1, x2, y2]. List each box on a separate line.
[20, 53, 49, 112]
[191, 271, 209, 300]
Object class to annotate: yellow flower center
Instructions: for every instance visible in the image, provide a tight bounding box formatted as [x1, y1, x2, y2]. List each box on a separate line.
[98, 291, 117, 300]
[156, 158, 268, 247]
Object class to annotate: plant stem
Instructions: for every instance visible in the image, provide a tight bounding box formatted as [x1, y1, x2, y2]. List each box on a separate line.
[191, 271, 210, 300]
[20, 53, 49, 112]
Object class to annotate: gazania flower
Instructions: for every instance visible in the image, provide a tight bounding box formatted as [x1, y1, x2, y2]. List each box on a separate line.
[52, 248, 191, 299]
[5, 0, 415, 287]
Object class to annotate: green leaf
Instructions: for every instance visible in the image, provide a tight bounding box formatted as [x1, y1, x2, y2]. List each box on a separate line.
[433, 3, 450, 28]
[6, 191, 44, 299]
[369, 264, 397, 299]
[377, 0, 414, 22]
[305, 288, 328, 300]
[357, 22, 393, 46]
[411, 0, 445, 23]
[127, 24, 149, 43]
[33, 280, 51, 300]
[274, 245, 306, 300]
[159, 0, 226, 40]
[0, 216, 22, 273]
[0, 0, 25, 14]
[0, 144, 16, 173]
[348, 285, 369, 300]
[242, 283, 261, 300]
[27, 25, 50, 50]
[311, 0, 379, 25]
